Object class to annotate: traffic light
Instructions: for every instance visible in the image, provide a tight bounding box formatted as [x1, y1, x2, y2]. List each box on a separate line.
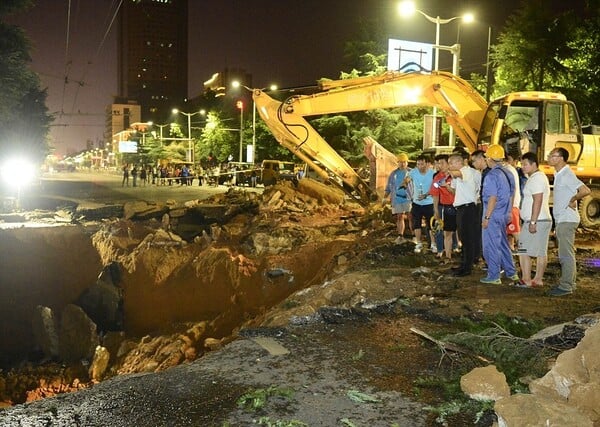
[236, 100, 244, 110]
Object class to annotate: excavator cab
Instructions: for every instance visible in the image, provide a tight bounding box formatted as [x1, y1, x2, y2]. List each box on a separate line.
[478, 93, 584, 166]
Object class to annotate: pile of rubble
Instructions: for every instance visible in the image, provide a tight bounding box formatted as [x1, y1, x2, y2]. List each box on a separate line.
[0, 179, 359, 406]
[461, 316, 600, 425]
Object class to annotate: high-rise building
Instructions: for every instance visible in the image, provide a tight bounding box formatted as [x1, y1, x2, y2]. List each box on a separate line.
[117, 0, 188, 123]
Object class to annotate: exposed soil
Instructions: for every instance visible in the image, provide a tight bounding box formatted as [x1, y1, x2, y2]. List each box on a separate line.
[0, 181, 599, 426]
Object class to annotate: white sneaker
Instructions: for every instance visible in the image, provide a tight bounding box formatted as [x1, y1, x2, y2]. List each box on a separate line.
[414, 243, 423, 253]
[430, 243, 438, 253]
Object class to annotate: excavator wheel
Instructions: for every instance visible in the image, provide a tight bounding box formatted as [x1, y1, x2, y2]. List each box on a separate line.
[579, 189, 600, 229]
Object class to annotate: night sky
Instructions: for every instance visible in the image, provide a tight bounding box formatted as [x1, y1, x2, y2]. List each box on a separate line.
[6, 0, 572, 155]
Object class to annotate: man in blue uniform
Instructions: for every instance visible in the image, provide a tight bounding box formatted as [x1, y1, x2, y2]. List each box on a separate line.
[480, 145, 518, 284]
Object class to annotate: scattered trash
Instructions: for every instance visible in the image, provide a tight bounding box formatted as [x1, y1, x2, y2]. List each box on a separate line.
[346, 389, 380, 403]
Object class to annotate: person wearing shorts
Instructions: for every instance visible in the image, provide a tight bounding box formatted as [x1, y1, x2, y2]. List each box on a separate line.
[383, 153, 412, 243]
[407, 155, 435, 253]
[516, 152, 552, 288]
[430, 154, 457, 262]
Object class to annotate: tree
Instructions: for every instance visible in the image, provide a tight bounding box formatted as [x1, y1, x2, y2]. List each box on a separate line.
[197, 112, 237, 164]
[491, 0, 575, 96]
[559, 4, 600, 124]
[0, 2, 51, 160]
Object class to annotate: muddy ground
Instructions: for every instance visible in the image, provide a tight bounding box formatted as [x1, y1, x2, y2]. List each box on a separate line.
[0, 181, 599, 426]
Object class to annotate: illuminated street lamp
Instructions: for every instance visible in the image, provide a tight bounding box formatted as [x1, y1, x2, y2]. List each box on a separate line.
[172, 108, 205, 163]
[149, 121, 171, 146]
[236, 100, 244, 162]
[1, 157, 35, 210]
[399, 1, 473, 146]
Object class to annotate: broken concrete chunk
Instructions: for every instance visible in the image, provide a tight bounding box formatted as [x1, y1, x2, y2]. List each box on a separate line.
[89, 346, 110, 381]
[31, 305, 59, 359]
[495, 394, 593, 427]
[460, 365, 510, 401]
[58, 304, 99, 363]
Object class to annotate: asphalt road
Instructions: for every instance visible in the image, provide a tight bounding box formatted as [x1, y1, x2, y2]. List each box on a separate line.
[18, 171, 263, 209]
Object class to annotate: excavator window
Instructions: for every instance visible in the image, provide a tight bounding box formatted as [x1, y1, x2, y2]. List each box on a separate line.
[543, 101, 583, 164]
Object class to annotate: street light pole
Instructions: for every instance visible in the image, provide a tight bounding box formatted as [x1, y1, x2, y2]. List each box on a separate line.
[239, 102, 244, 162]
[485, 26, 493, 102]
[252, 99, 256, 163]
[399, 1, 473, 147]
[173, 109, 205, 164]
[187, 113, 192, 163]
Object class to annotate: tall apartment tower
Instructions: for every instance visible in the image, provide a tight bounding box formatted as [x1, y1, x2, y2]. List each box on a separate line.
[117, 0, 188, 123]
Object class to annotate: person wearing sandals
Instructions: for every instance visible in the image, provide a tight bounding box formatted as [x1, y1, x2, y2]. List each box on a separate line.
[516, 152, 551, 288]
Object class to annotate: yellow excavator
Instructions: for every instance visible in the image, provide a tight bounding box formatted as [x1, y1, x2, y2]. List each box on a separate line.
[253, 70, 600, 228]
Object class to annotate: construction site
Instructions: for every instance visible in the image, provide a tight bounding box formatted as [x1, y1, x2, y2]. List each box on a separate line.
[0, 176, 598, 426]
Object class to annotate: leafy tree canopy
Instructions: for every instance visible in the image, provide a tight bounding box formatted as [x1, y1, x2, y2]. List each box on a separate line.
[0, 0, 51, 161]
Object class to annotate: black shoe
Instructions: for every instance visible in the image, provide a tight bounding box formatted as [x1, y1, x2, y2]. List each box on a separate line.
[450, 265, 463, 271]
[452, 269, 472, 277]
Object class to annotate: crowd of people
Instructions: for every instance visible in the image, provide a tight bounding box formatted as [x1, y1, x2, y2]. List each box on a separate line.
[383, 145, 591, 297]
[120, 162, 260, 188]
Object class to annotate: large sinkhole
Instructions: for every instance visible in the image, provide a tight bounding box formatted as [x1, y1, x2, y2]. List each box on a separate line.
[0, 218, 347, 369]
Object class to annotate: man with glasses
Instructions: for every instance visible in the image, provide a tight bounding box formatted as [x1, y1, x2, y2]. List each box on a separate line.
[547, 148, 591, 296]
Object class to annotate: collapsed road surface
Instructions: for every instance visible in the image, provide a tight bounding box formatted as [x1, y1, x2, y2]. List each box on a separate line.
[0, 175, 599, 426]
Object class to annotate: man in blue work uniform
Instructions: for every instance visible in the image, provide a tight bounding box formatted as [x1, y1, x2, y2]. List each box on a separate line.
[480, 145, 519, 284]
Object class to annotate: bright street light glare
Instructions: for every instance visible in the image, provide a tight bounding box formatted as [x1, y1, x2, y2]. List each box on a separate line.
[231, 80, 241, 89]
[398, 0, 416, 17]
[463, 12, 475, 23]
[1, 157, 35, 186]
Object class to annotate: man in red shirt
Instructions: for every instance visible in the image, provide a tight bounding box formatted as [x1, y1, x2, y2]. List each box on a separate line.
[430, 154, 456, 263]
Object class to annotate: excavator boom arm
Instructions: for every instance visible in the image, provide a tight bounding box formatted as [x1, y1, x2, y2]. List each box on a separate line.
[253, 71, 488, 204]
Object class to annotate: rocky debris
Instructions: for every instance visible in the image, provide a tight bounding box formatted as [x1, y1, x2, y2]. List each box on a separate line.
[123, 200, 168, 220]
[76, 204, 124, 221]
[0, 362, 90, 405]
[530, 312, 600, 349]
[58, 304, 99, 363]
[461, 322, 600, 425]
[460, 365, 511, 401]
[527, 322, 600, 423]
[89, 346, 110, 381]
[76, 263, 123, 332]
[495, 394, 593, 427]
[31, 305, 59, 359]
[259, 179, 346, 214]
[115, 321, 211, 374]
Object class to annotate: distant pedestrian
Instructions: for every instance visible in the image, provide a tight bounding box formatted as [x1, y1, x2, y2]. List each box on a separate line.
[131, 165, 138, 187]
[546, 147, 591, 296]
[122, 164, 129, 187]
[140, 167, 147, 187]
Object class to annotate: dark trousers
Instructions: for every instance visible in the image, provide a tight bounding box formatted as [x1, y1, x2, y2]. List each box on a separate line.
[475, 203, 483, 262]
[456, 203, 478, 272]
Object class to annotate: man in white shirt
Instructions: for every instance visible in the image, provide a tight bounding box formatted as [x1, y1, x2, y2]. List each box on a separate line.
[516, 152, 552, 288]
[547, 147, 591, 296]
[447, 153, 481, 277]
